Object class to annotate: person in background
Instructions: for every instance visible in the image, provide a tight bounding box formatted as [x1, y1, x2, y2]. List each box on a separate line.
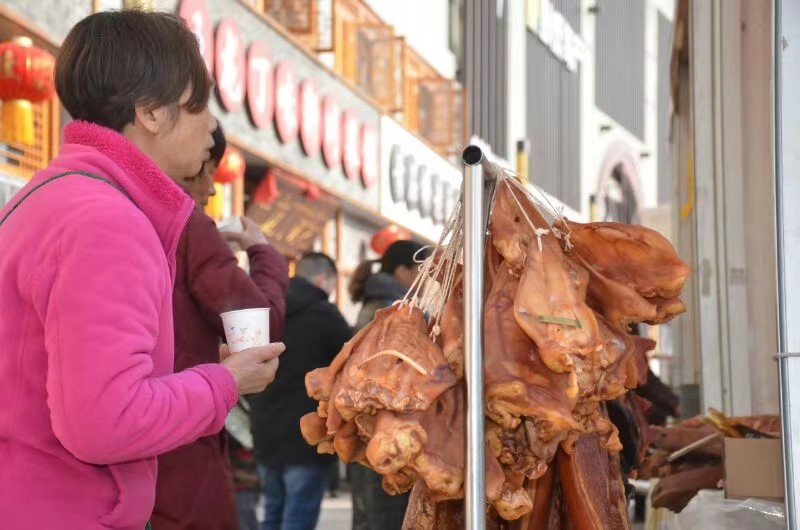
[228, 432, 263, 530]
[347, 240, 429, 530]
[151, 124, 289, 529]
[250, 252, 353, 530]
[0, 11, 283, 529]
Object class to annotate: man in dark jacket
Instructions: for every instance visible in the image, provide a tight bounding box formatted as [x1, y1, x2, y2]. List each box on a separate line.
[251, 252, 352, 530]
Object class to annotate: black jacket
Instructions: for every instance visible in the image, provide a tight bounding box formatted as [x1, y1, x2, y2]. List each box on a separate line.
[354, 272, 407, 331]
[250, 276, 353, 466]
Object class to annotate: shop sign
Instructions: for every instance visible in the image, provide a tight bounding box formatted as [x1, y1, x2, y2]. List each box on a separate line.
[526, 0, 587, 72]
[342, 110, 361, 181]
[321, 95, 342, 169]
[274, 61, 299, 144]
[246, 41, 273, 128]
[299, 80, 321, 156]
[180, 0, 214, 74]
[246, 168, 338, 258]
[380, 116, 460, 241]
[215, 19, 246, 111]
[179, 0, 377, 193]
[360, 123, 378, 189]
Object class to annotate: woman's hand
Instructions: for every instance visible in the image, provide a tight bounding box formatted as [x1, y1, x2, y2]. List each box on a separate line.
[220, 342, 285, 395]
[222, 217, 269, 251]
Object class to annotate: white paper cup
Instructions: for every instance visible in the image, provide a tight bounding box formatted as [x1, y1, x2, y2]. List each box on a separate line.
[221, 308, 270, 353]
[217, 216, 243, 233]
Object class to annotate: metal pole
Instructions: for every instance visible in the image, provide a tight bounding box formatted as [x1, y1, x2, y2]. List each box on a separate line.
[775, 0, 800, 526]
[461, 145, 489, 530]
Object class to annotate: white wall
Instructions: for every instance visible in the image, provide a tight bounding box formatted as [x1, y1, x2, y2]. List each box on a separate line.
[581, 0, 673, 219]
[363, 0, 457, 79]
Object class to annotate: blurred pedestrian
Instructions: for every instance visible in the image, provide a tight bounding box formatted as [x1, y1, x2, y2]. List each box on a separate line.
[347, 240, 428, 530]
[151, 124, 289, 529]
[251, 252, 353, 530]
[0, 11, 283, 530]
[228, 427, 263, 530]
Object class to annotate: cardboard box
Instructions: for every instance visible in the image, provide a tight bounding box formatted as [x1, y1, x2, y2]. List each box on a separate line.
[724, 438, 785, 501]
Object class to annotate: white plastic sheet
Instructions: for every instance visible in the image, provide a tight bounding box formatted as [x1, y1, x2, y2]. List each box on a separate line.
[675, 490, 785, 529]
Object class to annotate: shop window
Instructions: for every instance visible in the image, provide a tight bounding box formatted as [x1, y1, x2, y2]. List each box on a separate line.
[356, 25, 403, 112]
[417, 79, 465, 158]
[601, 166, 638, 224]
[266, 0, 313, 33]
[257, 0, 334, 52]
[0, 99, 58, 180]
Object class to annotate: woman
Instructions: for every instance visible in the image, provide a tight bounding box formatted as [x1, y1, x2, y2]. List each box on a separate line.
[349, 240, 427, 331]
[347, 239, 428, 530]
[152, 124, 289, 529]
[0, 11, 283, 530]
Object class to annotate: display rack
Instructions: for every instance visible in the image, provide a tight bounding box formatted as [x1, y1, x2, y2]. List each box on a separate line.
[460, 145, 499, 530]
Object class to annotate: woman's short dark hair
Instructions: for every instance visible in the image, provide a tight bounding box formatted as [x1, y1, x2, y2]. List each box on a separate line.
[209, 123, 227, 166]
[55, 10, 212, 132]
[381, 240, 427, 274]
[348, 240, 429, 303]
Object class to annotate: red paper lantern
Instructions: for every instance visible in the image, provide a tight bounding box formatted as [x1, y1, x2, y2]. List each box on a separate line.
[371, 225, 412, 255]
[0, 37, 56, 146]
[253, 170, 279, 204]
[303, 182, 320, 201]
[214, 146, 246, 184]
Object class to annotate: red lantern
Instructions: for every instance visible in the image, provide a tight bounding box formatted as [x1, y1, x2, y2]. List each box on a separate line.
[303, 182, 320, 201]
[214, 146, 246, 184]
[371, 225, 412, 255]
[0, 37, 56, 146]
[253, 170, 279, 204]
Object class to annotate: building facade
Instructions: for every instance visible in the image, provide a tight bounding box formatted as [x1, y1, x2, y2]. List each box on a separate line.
[459, 0, 674, 224]
[457, 0, 677, 389]
[670, 0, 778, 417]
[0, 0, 464, 324]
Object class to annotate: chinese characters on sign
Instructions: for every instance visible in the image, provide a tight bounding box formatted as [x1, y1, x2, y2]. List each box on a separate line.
[526, 0, 587, 72]
[321, 96, 342, 169]
[215, 19, 246, 111]
[274, 61, 299, 144]
[180, 0, 376, 190]
[299, 80, 321, 156]
[246, 41, 274, 128]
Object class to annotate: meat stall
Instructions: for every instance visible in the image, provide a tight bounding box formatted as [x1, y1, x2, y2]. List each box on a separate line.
[300, 144, 691, 528]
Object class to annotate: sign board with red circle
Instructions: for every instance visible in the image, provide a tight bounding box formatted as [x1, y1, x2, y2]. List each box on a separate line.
[321, 96, 341, 168]
[360, 123, 378, 189]
[215, 19, 246, 112]
[299, 80, 321, 156]
[341, 110, 361, 181]
[246, 41, 273, 129]
[179, 0, 214, 75]
[274, 61, 299, 144]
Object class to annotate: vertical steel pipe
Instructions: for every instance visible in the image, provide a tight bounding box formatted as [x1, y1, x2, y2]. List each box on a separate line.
[775, 0, 800, 526]
[461, 145, 487, 530]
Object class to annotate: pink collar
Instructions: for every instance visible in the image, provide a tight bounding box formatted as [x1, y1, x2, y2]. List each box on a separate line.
[62, 120, 193, 253]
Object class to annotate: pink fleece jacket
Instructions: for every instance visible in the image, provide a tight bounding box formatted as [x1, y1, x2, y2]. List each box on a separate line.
[0, 121, 239, 529]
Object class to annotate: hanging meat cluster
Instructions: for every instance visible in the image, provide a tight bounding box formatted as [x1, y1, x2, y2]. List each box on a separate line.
[638, 411, 780, 513]
[300, 173, 690, 528]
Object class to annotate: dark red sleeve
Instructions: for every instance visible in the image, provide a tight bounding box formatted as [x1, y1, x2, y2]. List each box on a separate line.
[244, 243, 289, 340]
[185, 209, 289, 341]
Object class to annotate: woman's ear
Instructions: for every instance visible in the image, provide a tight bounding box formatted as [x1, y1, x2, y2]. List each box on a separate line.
[133, 102, 170, 135]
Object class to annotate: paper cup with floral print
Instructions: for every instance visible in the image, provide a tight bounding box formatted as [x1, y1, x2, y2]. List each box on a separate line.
[221, 308, 270, 353]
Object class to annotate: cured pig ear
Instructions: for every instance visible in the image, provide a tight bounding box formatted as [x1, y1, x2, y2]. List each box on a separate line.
[565, 220, 690, 301]
[305, 319, 375, 401]
[332, 420, 362, 464]
[299, 412, 330, 446]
